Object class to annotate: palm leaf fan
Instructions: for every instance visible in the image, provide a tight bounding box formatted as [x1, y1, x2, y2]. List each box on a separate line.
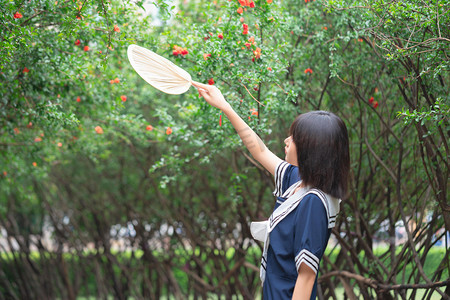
[127, 44, 192, 95]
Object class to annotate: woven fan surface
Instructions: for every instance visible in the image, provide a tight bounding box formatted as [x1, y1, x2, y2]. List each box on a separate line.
[127, 44, 192, 94]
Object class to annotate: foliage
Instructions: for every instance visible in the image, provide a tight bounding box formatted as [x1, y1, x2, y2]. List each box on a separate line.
[0, 0, 448, 299]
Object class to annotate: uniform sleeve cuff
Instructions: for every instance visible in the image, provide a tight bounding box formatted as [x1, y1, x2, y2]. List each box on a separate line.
[295, 249, 319, 274]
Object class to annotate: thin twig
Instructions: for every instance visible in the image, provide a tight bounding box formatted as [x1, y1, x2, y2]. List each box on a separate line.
[238, 79, 264, 106]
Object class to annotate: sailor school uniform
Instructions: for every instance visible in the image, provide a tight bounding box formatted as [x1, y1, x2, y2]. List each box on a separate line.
[257, 161, 340, 300]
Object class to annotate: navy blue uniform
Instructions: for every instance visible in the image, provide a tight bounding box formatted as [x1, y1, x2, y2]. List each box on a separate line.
[263, 161, 332, 300]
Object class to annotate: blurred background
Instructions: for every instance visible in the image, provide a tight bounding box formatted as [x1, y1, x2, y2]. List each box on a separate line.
[0, 0, 448, 299]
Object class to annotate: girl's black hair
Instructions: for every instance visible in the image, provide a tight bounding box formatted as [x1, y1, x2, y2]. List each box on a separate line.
[289, 111, 350, 199]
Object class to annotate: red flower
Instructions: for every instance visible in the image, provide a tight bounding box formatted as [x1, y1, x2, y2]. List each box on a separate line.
[173, 45, 188, 56]
[267, 67, 272, 71]
[120, 95, 127, 102]
[240, 17, 244, 22]
[373, 101, 379, 109]
[84, 45, 89, 51]
[208, 78, 215, 85]
[203, 53, 211, 60]
[95, 126, 104, 134]
[75, 39, 81, 46]
[237, 7, 243, 14]
[218, 33, 223, 39]
[239, 0, 250, 6]
[242, 23, 249, 35]
[76, 96, 81, 102]
[253, 47, 261, 59]
[245, 42, 251, 48]
[166, 127, 173, 135]
[23, 67, 29, 73]
[14, 12, 23, 19]
[114, 77, 120, 83]
[249, 1, 255, 8]
[368, 96, 374, 104]
[250, 108, 258, 116]
[146, 125, 153, 131]
[113, 25, 120, 32]
[267, 0, 273, 3]
[34, 137, 42, 142]
[304, 68, 313, 74]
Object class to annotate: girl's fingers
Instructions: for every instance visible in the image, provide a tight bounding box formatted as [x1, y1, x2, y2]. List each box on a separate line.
[191, 81, 209, 89]
[197, 87, 208, 99]
[192, 81, 209, 96]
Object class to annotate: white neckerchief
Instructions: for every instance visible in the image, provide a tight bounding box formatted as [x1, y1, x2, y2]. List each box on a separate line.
[250, 185, 340, 284]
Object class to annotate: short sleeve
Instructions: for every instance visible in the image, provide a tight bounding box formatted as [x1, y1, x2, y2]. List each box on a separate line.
[272, 161, 300, 197]
[293, 194, 329, 275]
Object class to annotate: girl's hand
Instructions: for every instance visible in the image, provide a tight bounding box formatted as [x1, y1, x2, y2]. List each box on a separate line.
[192, 81, 281, 175]
[191, 81, 231, 112]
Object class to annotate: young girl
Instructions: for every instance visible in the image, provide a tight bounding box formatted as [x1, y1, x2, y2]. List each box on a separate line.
[192, 81, 350, 300]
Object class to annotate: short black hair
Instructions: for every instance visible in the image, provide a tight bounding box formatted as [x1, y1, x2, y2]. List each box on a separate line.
[289, 111, 350, 199]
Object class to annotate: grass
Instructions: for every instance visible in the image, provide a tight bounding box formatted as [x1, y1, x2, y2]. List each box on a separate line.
[4, 246, 447, 299]
[76, 287, 446, 300]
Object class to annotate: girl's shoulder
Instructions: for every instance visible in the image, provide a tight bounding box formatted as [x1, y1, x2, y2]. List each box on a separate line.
[297, 193, 328, 213]
[300, 189, 339, 229]
[273, 161, 300, 197]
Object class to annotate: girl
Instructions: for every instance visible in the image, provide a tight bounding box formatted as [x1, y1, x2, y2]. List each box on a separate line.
[192, 81, 350, 300]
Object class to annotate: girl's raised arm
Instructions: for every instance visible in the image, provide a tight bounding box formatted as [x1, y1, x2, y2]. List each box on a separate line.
[192, 81, 282, 176]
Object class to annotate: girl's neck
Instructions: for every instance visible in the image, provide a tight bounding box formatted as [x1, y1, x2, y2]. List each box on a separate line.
[293, 181, 306, 194]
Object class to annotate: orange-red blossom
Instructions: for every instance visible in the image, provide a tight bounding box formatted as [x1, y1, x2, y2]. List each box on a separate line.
[242, 23, 249, 35]
[95, 126, 104, 134]
[253, 47, 262, 59]
[173, 45, 188, 56]
[239, 0, 254, 7]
